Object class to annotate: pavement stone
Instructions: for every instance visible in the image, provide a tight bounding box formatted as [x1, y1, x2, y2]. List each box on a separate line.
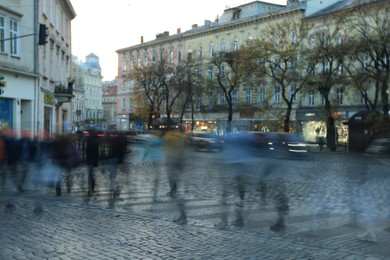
[1, 144, 390, 259]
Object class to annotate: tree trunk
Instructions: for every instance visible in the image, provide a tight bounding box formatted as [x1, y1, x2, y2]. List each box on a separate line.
[283, 105, 292, 133]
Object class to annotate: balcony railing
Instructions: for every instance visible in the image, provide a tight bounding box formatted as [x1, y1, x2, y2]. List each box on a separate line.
[54, 80, 74, 105]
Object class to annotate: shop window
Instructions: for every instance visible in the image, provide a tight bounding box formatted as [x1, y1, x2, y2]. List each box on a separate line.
[0, 98, 13, 130]
[308, 91, 315, 106]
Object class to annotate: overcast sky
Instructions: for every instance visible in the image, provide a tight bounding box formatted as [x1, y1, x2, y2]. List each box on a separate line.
[70, 0, 286, 81]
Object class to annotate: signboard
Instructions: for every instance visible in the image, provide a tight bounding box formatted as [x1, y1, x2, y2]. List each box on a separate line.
[44, 93, 55, 105]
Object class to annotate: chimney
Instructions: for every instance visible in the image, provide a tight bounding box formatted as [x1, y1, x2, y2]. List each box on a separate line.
[141, 36, 144, 44]
[177, 28, 181, 34]
[192, 24, 198, 29]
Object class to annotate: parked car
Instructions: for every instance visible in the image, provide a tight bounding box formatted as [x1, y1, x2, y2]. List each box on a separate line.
[190, 132, 224, 152]
[365, 138, 390, 156]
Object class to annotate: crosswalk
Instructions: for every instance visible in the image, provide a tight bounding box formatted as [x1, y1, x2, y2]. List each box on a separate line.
[2, 146, 390, 258]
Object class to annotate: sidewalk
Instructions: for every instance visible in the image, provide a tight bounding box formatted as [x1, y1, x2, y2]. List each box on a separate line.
[1, 194, 387, 260]
[1, 147, 389, 259]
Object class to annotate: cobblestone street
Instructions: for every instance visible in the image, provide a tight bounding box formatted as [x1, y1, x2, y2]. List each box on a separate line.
[1, 145, 390, 259]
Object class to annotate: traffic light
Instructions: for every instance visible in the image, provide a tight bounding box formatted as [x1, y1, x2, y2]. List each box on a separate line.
[38, 24, 48, 45]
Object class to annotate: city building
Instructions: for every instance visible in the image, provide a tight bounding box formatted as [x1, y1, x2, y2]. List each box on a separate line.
[0, 0, 76, 137]
[71, 54, 103, 130]
[71, 56, 86, 132]
[38, 0, 76, 135]
[116, 0, 389, 145]
[102, 79, 118, 130]
[0, 0, 37, 137]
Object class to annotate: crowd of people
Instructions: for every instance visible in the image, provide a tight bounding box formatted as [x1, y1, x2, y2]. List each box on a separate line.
[0, 127, 292, 231]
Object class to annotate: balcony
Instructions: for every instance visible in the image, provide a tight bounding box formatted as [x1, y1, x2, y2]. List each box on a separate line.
[54, 80, 75, 105]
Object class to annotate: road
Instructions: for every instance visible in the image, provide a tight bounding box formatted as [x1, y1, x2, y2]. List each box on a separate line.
[1, 144, 390, 259]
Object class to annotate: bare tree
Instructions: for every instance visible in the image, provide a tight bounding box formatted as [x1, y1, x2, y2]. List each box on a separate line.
[211, 49, 250, 133]
[130, 61, 164, 127]
[303, 15, 348, 151]
[244, 21, 310, 132]
[344, 3, 390, 126]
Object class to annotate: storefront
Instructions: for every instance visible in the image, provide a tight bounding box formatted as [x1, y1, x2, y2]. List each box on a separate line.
[43, 93, 55, 136]
[297, 109, 349, 144]
[0, 98, 13, 130]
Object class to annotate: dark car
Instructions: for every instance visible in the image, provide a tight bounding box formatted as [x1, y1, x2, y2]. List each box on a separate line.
[190, 132, 224, 152]
[251, 132, 308, 157]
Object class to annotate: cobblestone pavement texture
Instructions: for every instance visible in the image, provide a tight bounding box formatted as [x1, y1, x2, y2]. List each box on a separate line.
[1, 144, 390, 259]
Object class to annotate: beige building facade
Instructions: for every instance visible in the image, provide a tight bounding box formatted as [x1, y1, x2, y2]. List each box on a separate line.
[117, 0, 389, 141]
[38, 0, 76, 135]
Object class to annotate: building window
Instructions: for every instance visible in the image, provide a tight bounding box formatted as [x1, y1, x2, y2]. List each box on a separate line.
[122, 54, 127, 71]
[178, 49, 182, 63]
[0, 15, 5, 53]
[274, 30, 282, 48]
[245, 89, 252, 104]
[232, 89, 238, 104]
[336, 60, 343, 75]
[196, 66, 202, 82]
[308, 91, 315, 106]
[169, 49, 174, 64]
[220, 65, 225, 78]
[10, 19, 19, 56]
[323, 61, 329, 73]
[152, 50, 156, 64]
[129, 80, 134, 91]
[129, 58, 134, 70]
[207, 93, 213, 109]
[137, 56, 141, 67]
[309, 35, 317, 50]
[143, 53, 148, 66]
[290, 56, 298, 71]
[218, 92, 225, 105]
[291, 30, 297, 44]
[361, 55, 369, 70]
[220, 40, 225, 53]
[274, 58, 281, 74]
[258, 85, 265, 105]
[207, 66, 213, 80]
[122, 97, 126, 110]
[232, 40, 238, 51]
[274, 86, 281, 103]
[208, 44, 214, 58]
[197, 45, 202, 60]
[336, 88, 343, 105]
[232, 9, 241, 20]
[336, 32, 343, 45]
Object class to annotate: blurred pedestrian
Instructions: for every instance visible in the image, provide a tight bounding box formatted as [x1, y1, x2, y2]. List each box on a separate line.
[217, 131, 257, 228]
[85, 129, 100, 196]
[107, 131, 127, 207]
[3, 132, 22, 193]
[164, 127, 186, 198]
[54, 134, 81, 196]
[0, 131, 6, 195]
[163, 125, 188, 224]
[142, 130, 164, 201]
[29, 137, 60, 214]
